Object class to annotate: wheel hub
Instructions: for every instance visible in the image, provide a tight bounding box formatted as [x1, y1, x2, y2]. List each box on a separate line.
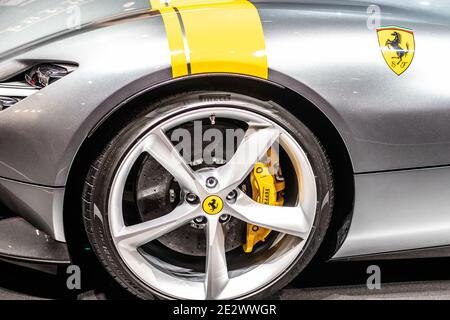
[135, 122, 248, 256]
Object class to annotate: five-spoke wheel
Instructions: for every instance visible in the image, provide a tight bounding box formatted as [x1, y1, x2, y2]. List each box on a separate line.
[83, 92, 333, 300]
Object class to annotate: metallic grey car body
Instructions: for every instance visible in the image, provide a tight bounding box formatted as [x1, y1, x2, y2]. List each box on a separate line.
[0, 0, 450, 260]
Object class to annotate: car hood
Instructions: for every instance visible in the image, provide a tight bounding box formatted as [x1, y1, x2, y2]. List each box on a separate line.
[0, 0, 148, 57]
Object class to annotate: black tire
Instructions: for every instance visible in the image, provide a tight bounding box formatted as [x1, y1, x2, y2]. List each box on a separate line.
[82, 91, 334, 300]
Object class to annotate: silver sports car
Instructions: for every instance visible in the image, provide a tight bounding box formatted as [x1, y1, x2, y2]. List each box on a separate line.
[0, 0, 449, 300]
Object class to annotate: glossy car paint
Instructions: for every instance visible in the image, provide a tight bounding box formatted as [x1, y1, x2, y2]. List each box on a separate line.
[334, 166, 450, 258]
[0, 177, 65, 241]
[0, 0, 449, 257]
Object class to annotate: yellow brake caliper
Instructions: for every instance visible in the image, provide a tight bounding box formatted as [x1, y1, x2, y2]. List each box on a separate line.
[243, 150, 285, 253]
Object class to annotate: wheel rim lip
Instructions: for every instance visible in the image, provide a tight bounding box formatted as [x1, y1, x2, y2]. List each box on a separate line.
[107, 103, 318, 300]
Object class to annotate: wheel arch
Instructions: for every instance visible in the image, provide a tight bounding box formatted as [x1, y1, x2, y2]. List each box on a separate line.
[63, 73, 354, 262]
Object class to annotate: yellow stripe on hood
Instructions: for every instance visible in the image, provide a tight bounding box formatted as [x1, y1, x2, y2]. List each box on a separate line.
[150, 0, 268, 79]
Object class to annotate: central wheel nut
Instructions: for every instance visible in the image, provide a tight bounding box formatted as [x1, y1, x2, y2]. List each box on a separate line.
[202, 195, 223, 215]
[205, 177, 218, 189]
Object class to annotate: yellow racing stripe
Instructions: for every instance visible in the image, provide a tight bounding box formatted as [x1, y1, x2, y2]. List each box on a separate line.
[149, 0, 268, 79]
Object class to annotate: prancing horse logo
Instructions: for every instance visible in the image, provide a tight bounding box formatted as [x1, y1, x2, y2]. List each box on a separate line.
[385, 32, 409, 65]
[208, 199, 218, 211]
[202, 195, 223, 215]
[377, 26, 415, 76]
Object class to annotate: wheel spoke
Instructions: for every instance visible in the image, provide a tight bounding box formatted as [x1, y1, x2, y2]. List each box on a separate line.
[228, 191, 310, 239]
[204, 218, 229, 299]
[215, 125, 280, 193]
[116, 203, 200, 249]
[143, 130, 203, 195]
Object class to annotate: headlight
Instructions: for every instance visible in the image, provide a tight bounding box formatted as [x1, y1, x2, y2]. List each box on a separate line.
[0, 62, 77, 111]
[25, 64, 75, 89]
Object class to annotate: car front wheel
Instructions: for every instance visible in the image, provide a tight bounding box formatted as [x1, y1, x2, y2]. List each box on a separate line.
[82, 91, 333, 300]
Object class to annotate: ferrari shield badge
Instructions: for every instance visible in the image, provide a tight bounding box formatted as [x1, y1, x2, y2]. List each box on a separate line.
[377, 26, 415, 75]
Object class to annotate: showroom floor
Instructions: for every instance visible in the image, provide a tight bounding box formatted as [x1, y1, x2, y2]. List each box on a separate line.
[3, 257, 450, 300]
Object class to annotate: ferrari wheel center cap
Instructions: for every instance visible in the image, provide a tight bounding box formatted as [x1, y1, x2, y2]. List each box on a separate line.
[202, 195, 223, 215]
